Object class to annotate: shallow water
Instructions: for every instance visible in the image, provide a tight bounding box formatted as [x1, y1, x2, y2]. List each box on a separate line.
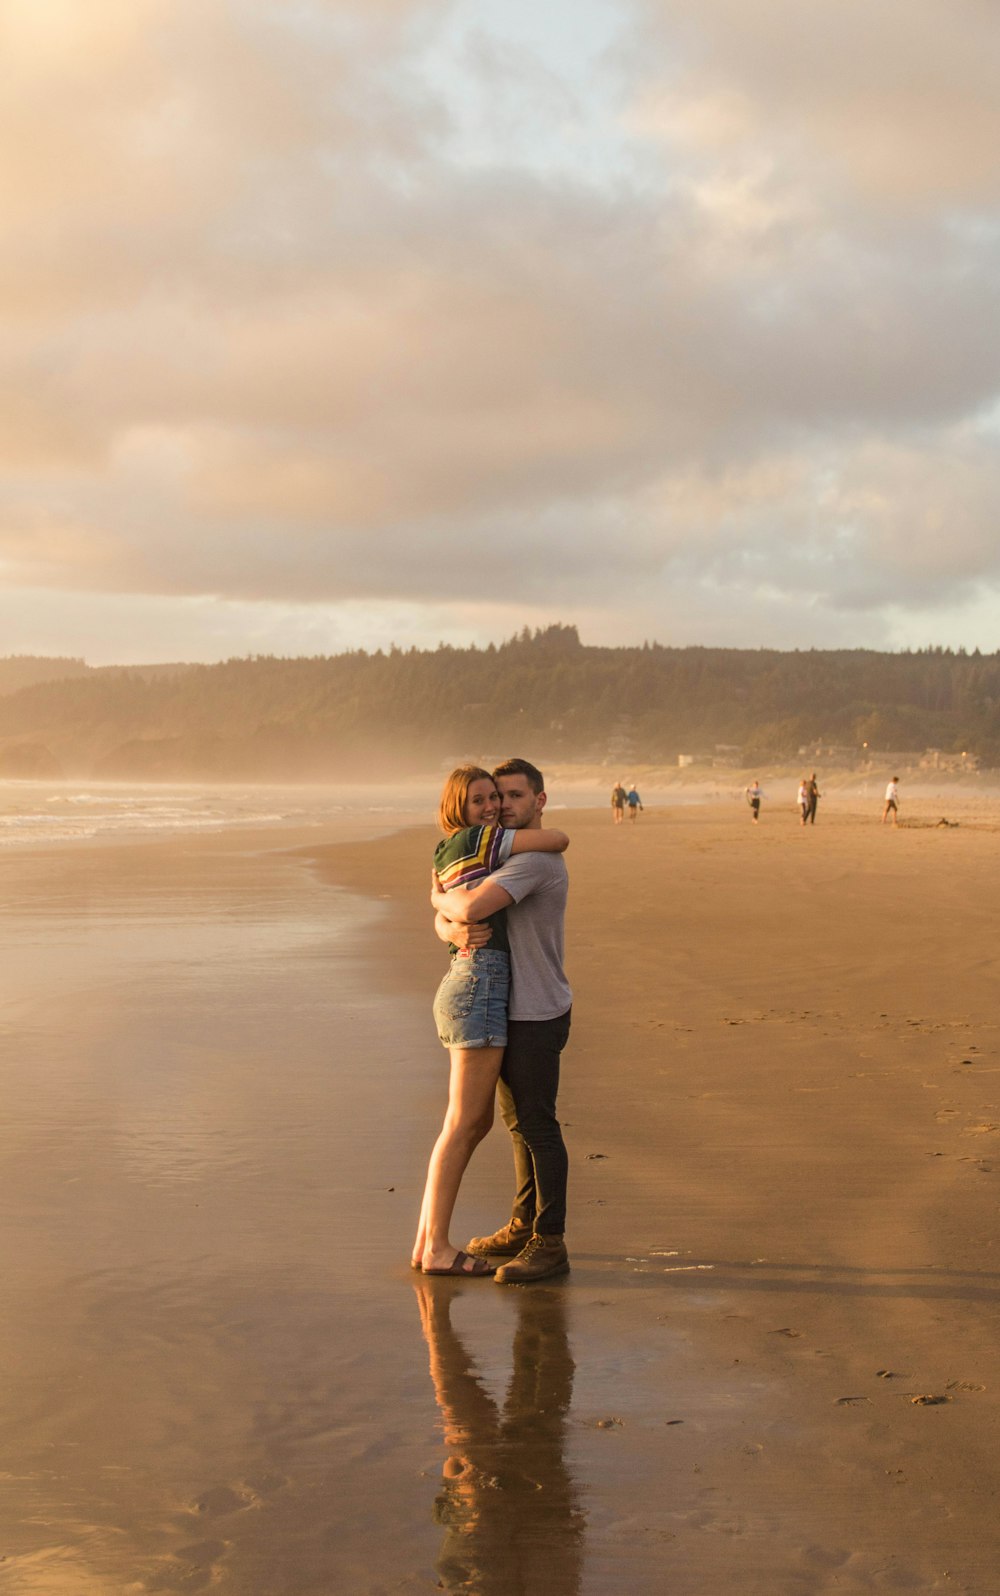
[0, 778, 441, 848]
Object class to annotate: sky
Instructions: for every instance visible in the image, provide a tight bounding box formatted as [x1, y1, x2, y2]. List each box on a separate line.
[2, 0, 1000, 664]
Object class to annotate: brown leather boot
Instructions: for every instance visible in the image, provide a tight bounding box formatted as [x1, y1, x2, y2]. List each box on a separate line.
[466, 1218, 533, 1258]
[493, 1233, 569, 1284]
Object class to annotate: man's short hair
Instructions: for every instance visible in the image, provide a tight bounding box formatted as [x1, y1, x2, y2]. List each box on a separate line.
[493, 757, 544, 795]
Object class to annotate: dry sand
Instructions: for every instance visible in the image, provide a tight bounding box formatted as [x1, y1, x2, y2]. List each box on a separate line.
[3, 794, 999, 1593]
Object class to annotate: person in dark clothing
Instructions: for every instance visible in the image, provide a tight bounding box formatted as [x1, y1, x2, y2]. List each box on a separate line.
[805, 773, 821, 824]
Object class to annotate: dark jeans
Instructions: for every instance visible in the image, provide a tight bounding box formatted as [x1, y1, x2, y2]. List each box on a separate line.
[497, 1009, 572, 1237]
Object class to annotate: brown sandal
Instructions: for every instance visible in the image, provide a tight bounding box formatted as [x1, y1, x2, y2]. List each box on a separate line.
[422, 1249, 495, 1277]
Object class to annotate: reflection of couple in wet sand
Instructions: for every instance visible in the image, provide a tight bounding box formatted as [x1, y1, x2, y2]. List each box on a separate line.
[412, 759, 574, 1286]
[414, 1276, 584, 1595]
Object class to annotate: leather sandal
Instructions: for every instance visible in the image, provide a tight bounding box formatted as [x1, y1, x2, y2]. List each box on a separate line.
[422, 1249, 495, 1277]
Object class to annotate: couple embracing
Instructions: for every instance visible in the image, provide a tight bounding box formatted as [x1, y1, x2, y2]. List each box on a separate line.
[411, 758, 573, 1284]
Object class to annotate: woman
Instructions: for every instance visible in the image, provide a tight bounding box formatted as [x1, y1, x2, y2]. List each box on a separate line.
[797, 778, 809, 826]
[412, 766, 569, 1276]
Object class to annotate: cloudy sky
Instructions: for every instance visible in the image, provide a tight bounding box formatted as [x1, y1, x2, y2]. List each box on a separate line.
[3, 0, 999, 663]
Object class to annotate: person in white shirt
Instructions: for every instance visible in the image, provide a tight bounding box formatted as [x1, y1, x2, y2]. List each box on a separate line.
[881, 778, 900, 825]
[797, 780, 809, 825]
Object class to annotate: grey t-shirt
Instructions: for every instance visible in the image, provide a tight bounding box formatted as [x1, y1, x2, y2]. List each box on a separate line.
[489, 852, 572, 1021]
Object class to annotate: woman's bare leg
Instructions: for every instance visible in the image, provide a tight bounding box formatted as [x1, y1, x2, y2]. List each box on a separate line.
[412, 1046, 502, 1271]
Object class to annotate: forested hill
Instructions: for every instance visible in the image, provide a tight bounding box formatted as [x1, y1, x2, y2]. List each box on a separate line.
[0, 656, 90, 697]
[0, 627, 998, 779]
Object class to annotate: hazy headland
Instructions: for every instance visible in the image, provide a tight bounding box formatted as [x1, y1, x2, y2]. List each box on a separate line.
[2, 627, 999, 783]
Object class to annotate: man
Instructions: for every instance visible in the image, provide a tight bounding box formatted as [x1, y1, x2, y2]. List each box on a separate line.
[805, 772, 821, 825]
[625, 783, 643, 822]
[882, 776, 900, 826]
[431, 757, 572, 1284]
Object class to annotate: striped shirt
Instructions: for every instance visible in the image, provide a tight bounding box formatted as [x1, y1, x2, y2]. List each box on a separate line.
[434, 824, 516, 955]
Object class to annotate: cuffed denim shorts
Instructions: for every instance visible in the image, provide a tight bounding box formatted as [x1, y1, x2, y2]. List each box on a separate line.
[432, 947, 510, 1049]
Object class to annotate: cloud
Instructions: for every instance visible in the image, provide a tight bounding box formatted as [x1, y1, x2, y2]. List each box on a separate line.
[1, 0, 999, 656]
[631, 0, 1000, 211]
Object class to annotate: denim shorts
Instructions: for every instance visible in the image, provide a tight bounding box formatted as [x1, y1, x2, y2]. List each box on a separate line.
[432, 948, 510, 1049]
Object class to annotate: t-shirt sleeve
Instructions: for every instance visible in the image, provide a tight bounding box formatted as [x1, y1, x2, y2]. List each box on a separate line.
[487, 850, 561, 905]
[434, 824, 515, 891]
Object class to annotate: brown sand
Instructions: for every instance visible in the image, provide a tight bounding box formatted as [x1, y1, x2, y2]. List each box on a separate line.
[309, 796, 1000, 1593]
[3, 798, 999, 1593]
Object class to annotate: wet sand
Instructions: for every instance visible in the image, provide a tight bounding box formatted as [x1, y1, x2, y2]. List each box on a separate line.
[3, 798, 1000, 1592]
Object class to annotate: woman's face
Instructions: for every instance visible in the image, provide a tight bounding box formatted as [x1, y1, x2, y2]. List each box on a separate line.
[464, 777, 500, 826]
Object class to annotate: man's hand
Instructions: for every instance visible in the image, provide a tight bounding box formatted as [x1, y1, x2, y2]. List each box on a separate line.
[445, 918, 492, 951]
[433, 908, 492, 949]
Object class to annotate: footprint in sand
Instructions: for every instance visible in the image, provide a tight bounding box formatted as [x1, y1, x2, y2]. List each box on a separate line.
[910, 1393, 951, 1405]
[193, 1486, 255, 1518]
[802, 1545, 852, 1570]
[153, 1537, 228, 1592]
[190, 1473, 288, 1521]
[835, 1395, 870, 1406]
[156, 1474, 288, 1590]
[772, 1328, 803, 1338]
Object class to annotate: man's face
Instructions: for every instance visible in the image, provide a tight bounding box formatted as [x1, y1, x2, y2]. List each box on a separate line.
[495, 774, 545, 830]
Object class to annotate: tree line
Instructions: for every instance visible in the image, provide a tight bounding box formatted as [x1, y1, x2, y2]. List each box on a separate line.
[1, 627, 998, 779]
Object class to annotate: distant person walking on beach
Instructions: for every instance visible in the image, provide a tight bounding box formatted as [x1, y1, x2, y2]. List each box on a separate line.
[432, 758, 574, 1285]
[746, 780, 762, 823]
[412, 766, 568, 1277]
[805, 773, 821, 825]
[882, 777, 901, 826]
[611, 782, 627, 825]
[626, 783, 643, 822]
[797, 779, 810, 825]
